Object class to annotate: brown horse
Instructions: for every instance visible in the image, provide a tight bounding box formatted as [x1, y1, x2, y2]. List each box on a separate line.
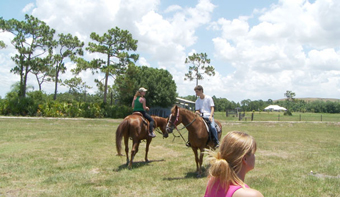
[165, 105, 222, 177]
[116, 114, 169, 169]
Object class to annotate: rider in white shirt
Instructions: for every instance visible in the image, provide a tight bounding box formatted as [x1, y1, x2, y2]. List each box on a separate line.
[194, 85, 219, 148]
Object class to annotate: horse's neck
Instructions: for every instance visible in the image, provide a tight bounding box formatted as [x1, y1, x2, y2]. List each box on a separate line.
[154, 117, 167, 132]
[154, 117, 166, 128]
[180, 110, 196, 125]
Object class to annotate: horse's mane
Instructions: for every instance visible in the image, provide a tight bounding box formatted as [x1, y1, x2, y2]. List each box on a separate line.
[171, 105, 195, 116]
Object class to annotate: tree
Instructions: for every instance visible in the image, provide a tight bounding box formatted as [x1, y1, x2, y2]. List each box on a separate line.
[184, 53, 215, 86]
[181, 95, 196, 102]
[52, 33, 84, 100]
[0, 40, 5, 49]
[240, 99, 251, 111]
[62, 76, 92, 101]
[1, 15, 55, 98]
[31, 55, 54, 91]
[82, 27, 139, 104]
[0, 17, 6, 49]
[115, 65, 177, 108]
[284, 90, 296, 101]
[284, 90, 295, 115]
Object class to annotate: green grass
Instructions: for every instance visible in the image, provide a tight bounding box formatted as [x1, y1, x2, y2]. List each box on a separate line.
[0, 117, 340, 196]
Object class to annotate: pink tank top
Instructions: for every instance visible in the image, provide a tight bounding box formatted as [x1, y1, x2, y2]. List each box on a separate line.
[204, 179, 249, 197]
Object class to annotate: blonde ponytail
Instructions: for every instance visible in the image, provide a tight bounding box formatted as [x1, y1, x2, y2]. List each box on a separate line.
[205, 131, 257, 193]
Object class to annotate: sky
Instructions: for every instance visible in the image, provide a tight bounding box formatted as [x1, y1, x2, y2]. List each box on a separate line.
[0, 0, 339, 103]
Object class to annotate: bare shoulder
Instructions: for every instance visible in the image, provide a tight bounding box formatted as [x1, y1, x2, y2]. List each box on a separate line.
[233, 188, 264, 197]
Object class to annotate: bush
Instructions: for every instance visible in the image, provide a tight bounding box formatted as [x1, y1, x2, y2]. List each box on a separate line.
[284, 110, 293, 116]
[102, 104, 132, 118]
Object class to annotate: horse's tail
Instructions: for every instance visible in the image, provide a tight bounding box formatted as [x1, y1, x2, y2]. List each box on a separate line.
[116, 118, 129, 156]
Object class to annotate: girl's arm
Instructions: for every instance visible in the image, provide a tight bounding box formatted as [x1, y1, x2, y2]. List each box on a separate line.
[132, 96, 136, 108]
[140, 97, 149, 111]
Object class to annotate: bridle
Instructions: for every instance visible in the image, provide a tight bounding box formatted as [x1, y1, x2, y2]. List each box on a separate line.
[166, 108, 198, 132]
[166, 108, 199, 143]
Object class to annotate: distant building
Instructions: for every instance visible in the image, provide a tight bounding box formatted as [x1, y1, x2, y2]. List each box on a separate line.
[149, 97, 195, 118]
[175, 97, 195, 111]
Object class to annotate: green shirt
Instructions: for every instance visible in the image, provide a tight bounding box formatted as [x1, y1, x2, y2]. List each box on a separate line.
[133, 96, 144, 112]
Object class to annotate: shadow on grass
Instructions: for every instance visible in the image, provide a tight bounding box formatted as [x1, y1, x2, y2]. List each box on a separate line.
[114, 159, 166, 171]
[163, 166, 207, 180]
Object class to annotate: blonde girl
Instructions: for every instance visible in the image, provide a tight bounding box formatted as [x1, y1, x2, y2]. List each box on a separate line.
[204, 131, 263, 197]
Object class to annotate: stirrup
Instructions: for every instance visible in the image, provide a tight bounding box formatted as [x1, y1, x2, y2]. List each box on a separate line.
[186, 141, 191, 147]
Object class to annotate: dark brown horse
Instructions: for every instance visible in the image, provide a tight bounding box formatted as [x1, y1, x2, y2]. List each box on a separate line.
[116, 114, 169, 169]
[165, 105, 222, 177]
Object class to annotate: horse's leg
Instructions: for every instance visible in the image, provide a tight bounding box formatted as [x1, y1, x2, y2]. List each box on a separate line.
[128, 140, 140, 169]
[124, 135, 129, 166]
[145, 138, 152, 162]
[192, 147, 200, 174]
[198, 148, 205, 177]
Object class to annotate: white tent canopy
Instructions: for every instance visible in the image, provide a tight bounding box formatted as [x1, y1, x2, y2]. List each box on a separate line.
[264, 105, 287, 111]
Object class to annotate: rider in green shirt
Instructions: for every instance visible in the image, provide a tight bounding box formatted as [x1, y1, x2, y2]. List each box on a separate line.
[132, 87, 156, 138]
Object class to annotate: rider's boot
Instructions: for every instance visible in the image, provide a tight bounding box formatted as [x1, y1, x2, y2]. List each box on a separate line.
[214, 141, 220, 149]
[149, 129, 156, 138]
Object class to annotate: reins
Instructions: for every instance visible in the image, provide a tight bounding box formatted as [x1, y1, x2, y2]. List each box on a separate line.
[169, 109, 198, 143]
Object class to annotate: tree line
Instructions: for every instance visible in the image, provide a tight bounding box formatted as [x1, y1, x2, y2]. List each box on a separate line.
[0, 15, 178, 117]
[181, 95, 340, 114]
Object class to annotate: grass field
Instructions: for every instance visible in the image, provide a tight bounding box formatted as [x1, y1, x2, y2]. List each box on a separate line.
[0, 116, 340, 196]
[214, 111, 340, 122]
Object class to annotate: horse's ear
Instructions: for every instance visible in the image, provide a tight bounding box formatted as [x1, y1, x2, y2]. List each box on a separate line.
[175, 105, 178, 111]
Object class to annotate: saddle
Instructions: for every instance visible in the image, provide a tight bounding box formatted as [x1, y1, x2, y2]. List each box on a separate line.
[202, 117, 221, 146]
[202, 118, 221, 133]
[132, 112, 148, 125]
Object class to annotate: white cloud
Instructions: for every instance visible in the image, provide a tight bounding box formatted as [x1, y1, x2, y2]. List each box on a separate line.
[138, 57, 151, 67]
[211, 0, 340, 101]
[22, 3, 35, 13]
[164, 5, 182, 13]
[307, 48, 340, 70]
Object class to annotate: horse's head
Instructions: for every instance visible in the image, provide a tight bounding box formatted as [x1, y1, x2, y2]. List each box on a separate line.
[166, 105, 181, 133]
[152, 116, 169, 138]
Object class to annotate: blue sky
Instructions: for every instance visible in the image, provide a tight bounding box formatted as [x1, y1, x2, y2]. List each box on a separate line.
[0, 0, 339, 102]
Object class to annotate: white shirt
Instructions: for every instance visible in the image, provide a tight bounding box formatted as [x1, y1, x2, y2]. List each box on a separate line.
[195, 95, 214, 116]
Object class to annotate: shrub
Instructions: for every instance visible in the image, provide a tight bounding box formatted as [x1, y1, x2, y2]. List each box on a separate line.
[284, 110, 293, 116]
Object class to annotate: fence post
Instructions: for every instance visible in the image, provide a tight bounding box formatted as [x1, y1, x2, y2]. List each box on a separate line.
[321, 115, 322, 121]
[278, 114, 280, 121]
[299, 114, 301, 121]
[251, 112, 254, 121]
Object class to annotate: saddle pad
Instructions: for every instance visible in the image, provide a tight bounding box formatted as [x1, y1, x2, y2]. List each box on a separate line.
[203, 119, 210, 133]
[215, 124, 221, 133]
